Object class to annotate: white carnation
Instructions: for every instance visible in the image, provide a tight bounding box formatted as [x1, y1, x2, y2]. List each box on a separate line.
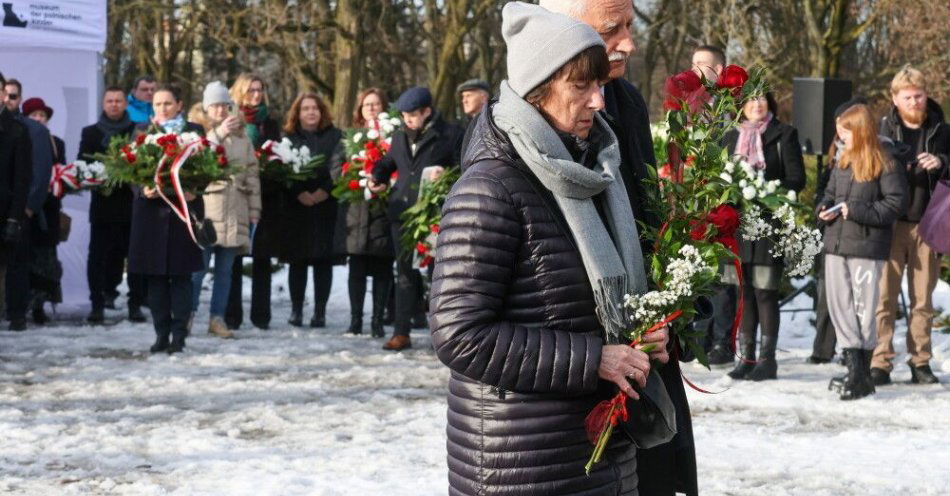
[353, 132, 364, 143]
[743, 186, 757, 200]
[720, 172, 733, 183]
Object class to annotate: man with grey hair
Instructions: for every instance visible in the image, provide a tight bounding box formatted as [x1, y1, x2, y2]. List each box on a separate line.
[540, 1, 698, 495]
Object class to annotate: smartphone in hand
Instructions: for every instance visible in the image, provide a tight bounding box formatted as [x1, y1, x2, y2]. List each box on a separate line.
[825, 202, 847, 215]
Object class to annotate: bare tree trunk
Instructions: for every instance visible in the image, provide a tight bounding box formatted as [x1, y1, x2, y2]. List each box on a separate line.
[332, 0, 364, 128]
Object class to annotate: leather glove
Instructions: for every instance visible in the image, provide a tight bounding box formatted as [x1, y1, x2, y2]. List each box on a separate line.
[3, 219, 22, 244]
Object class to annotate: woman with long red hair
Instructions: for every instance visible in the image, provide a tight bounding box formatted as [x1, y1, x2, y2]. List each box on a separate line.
[818, 104, 907, 400]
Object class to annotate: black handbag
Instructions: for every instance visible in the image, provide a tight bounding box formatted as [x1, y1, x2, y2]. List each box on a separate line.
[620, 369, 678, 449]
[190, 213, 217, 248]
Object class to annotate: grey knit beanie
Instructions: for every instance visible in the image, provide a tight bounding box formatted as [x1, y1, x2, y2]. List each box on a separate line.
[502, 2, 606, 98]
[202, 81, 232, 110]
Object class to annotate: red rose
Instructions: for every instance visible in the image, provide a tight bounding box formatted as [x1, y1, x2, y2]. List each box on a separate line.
[658, 163, 672, 180]
[348, 179, 360, 190]
[663, 70, 709, 112]
[419, 255, 433, 268]
[416, 242, 428, 255]
[123, 152, 136, 163]
[135, 134, 147, 146]
[430, 224, 440, 234]
[157, 134, 176, 147]
[689, 220, 707, 241]
[716, 65, 749, 97]
[216, 145, 226, 155]
[218, 155, 228, 167]
[201, 137, 211, 148]
[707, 204, 740, 237]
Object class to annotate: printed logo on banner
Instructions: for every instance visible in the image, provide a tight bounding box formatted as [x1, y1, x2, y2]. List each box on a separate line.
[2, 2, 28, 28]
[0, 1, 105, 52]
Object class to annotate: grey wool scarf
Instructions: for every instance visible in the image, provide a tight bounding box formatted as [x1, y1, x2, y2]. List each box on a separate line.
[493, 81, 648, 342]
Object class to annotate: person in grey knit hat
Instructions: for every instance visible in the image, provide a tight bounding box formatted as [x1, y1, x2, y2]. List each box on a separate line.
[428, 3, 671, 495]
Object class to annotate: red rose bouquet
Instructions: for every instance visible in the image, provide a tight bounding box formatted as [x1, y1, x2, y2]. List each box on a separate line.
[333, 110, 402, 204]
[584, 65, 821, 473]
[96, 130, 232, 195]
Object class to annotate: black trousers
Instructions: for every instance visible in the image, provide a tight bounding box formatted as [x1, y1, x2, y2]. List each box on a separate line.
[348, 255, 394, 319]
[700, 283, 738, 352]
[225, 256, 273, 328]
[392, 252, 424, 337]
[811, 262, 837, 360]
[739, 285, 780, 355]
[2, 228, 30, 320]
[147, 274, 192, 341]
[87, 222, 144, 310]
[288, 260, 333, 315]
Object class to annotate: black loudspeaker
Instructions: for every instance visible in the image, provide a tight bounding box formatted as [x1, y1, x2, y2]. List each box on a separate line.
[792, 78, 853, 155]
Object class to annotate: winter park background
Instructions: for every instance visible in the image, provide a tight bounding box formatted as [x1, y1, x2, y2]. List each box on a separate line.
[1, 266, 948, 495]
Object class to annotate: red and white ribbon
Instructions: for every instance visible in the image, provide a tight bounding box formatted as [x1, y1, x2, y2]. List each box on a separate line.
[49, 163, 80, 198]
[154, 140, 205, 246]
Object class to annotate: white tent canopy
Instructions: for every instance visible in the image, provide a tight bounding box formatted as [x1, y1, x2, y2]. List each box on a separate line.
[0, 0, 107, 315]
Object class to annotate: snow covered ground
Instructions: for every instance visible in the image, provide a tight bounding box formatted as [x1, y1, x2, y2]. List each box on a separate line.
[1, 266, 948, 495]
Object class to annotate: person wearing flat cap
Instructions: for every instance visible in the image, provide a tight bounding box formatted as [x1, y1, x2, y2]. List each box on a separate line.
[457, 78, 490, 125]
[428, 3, 673, 495]
[368, 86, 464, 352]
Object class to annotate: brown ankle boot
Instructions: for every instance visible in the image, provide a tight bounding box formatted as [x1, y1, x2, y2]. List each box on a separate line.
[382, 335, 411, 351]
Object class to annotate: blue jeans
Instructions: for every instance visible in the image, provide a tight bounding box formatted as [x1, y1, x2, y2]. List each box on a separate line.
[192, 246, 240, 318]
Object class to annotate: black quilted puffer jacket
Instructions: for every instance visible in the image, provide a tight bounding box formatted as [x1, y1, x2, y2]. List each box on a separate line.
[429, 105, 638, 496]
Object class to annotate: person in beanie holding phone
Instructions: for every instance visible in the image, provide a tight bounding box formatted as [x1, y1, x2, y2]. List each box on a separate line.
[191, 81, 261, 339]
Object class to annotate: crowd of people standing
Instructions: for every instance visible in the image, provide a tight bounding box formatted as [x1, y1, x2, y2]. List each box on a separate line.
[0, 67, 481, 354]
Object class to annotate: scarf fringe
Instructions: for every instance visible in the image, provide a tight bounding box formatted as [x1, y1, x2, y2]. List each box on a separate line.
[594, 275, 631, 344]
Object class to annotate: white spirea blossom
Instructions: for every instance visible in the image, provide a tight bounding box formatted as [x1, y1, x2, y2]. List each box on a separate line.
[623, 245, 714, 328]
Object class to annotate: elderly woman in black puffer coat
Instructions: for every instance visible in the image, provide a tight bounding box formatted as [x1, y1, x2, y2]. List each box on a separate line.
[429, 4, 672, 495]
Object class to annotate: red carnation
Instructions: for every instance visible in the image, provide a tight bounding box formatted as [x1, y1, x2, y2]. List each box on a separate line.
[430, 224, 440, 234]
[716, 65, 749, 97]
[707, 204, 740, 237]
[123, 152, 136, 163]
[419, 255, 433, 268]
[348, 179, 360, 190]
[658, 163, 672, 180]
[663, 70, 709, 112]
[216, 145, 226, 155]
[416, 242, 428, 255]
[218, 155, 228, 167]
[157, 134, 177, 147]
[341, 162, 350, 174]
[201, 137, 211, 147]
[135, 134, 147, 146]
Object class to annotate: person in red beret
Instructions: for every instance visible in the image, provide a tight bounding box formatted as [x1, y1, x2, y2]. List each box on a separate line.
[22, 97, 66, 326]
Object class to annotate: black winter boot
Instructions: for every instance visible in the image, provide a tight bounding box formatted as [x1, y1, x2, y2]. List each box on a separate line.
[727, 331, 756, 380]
[347, 315, 363, 335]
[838, 349, 875, 400]
[870, 367, 891, 386]
[150, 335, 170, 353]
[747, 334, 778, 381]
[909, 361, 939, 384]
[288, 302, 304, 327]
[310, 307, 326, 328]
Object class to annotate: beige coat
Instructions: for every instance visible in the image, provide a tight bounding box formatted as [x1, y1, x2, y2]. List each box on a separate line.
[203, 127, 261, 250]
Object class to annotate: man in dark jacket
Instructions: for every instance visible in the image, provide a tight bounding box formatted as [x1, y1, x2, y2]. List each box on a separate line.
[79, 86, 144, 323]
[539, 1, 698, 494]
[369, 87, 464, 351]
[872, 67, 949, 386]
[0, 72, 33, 331]
[4, 78, 53, 331]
